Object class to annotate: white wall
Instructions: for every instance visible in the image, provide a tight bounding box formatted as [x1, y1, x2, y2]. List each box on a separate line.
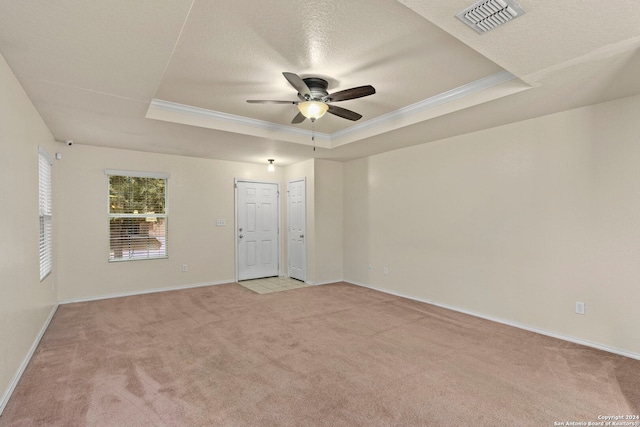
[0, 54, 58, 410]
[314, 159, 344, 284]
[344, 93, 640, 356]
[56, 144, 282, 301]
[56, 149, 346, 298]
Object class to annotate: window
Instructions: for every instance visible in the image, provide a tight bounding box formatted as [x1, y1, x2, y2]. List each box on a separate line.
[39, 147, 53, 280]
[106, 170, 169, 261]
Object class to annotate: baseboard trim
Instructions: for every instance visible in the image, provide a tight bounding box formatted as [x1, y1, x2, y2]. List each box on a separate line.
[347, 280, 640, 361]
[58, 279, 235, 305]
[0, 303, 59, 416]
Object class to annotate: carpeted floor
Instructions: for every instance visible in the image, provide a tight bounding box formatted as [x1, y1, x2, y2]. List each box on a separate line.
[2, 282, 639, 426]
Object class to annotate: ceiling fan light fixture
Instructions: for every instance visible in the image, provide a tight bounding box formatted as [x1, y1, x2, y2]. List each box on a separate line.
[247, 72, 374, 123]
[297, 101, 329, 121]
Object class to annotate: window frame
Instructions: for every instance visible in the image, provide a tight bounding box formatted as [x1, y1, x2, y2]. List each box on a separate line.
[39, 146, 53, 281]
[105, 169, 170, 262]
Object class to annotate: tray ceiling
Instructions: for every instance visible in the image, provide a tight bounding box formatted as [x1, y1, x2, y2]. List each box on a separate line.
[1, 0, 639, 165]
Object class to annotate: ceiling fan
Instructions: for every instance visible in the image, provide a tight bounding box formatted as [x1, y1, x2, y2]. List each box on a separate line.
[247, 72, 375, 124]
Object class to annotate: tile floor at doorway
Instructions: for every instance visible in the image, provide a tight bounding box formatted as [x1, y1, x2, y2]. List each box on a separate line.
[238, 276, 309, 294]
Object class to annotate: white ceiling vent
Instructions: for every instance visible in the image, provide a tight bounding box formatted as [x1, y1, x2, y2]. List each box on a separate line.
[456, 0, 525, 34]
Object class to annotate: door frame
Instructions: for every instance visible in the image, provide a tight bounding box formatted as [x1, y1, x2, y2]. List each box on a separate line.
[234, 178, 281, 282]
[287, 177, 307, 282]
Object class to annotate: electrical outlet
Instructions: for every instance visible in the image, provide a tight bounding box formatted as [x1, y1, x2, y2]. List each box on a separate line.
[182, 264, 188, 272]
[383, 267, 389, 275]
[575, 301, 585, 315]
[368, 265, 372, 272]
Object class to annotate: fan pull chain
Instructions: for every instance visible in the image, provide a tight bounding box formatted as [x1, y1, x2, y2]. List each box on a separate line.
[312, 120, 316, 151]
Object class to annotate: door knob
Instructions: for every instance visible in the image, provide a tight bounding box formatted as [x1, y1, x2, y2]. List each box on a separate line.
[239, 234, 244, 239]
[300, 234, 304, 238]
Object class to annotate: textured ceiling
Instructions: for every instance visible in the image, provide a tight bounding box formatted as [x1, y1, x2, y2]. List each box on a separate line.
[154, 0, 503, 133]
[1, 0, 640, 165]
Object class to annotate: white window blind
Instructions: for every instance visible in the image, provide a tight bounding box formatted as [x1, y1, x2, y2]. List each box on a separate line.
[39, 147, 53, 280]
[106, 170, 169, 261]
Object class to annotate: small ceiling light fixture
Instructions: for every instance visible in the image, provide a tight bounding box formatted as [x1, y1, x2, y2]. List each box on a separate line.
[297, 101, 329, 122]
[267, 159, 275, 172]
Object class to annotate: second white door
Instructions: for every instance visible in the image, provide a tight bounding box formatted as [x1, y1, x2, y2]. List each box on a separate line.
[287, 178, 306, 282]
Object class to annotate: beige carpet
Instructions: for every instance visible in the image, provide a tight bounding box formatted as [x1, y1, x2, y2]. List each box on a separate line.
[2, 282, 639, 426]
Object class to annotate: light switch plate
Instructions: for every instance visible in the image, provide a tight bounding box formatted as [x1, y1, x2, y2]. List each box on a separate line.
[216, 219, 225, 226]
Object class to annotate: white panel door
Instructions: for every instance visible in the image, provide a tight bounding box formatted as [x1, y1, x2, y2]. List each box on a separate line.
[237, 181, 279, 281]
[287, 178, 306, 282]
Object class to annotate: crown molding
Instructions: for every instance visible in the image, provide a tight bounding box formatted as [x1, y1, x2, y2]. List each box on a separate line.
[333, 70, 517, 140]
[330, 70, 527, 147]
[147, 99, 332, 148]
[147, 70, 528, 149]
